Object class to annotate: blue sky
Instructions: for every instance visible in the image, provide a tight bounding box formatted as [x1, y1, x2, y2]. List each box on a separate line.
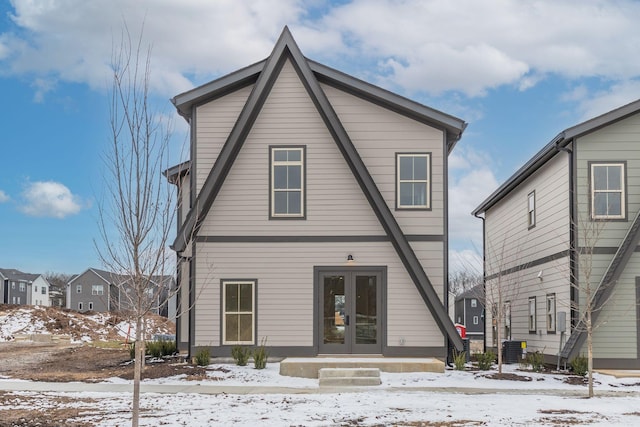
[1, 0, 639, 275]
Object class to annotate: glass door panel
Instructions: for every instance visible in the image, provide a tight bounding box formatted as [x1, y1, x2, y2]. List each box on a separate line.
[323, 275, 345, 345]
[355, 275, 377, 345]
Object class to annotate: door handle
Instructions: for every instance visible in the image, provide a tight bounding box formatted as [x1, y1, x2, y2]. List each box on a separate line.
[345, 315, 350, 326]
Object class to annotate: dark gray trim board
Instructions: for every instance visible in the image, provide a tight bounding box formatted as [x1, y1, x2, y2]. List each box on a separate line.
[196, 235, 444, 243]
[196, 345, 318, 358]
[190, 345, 447, 359]
[484, 250, 570, 281]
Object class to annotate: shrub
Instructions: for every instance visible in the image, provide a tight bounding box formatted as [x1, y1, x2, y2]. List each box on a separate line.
[160, 340, 177, 356]
[570, 355, 588, 376]
[452, 350, 467, 371]
[253, 338, 268, 370]
[527, 350, 545, 373]
[147, 341, 163, 358]
[231, 345, 250, 366]
[194, 348, 211, 366]
[476, 350, 495, 370]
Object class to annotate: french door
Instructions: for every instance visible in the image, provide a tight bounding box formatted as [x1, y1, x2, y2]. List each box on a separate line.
[317, 269, 383, 354]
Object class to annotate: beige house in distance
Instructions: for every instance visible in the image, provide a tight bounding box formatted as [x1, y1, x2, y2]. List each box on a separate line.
[473, 99, 640, 369]
[166, 27, 466, 358]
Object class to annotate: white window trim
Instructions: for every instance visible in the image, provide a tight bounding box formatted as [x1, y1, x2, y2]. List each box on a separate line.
[470, 298, 477, 308]
[92, 284, 104, 296]
[528, 191, 536, 228]
[270, 147, 305, 218]
[88, 302, 93, 311]
[473, 315, 479, 325]
[528, 297, 537, 332]
[591, 162, 625, 220]
[397, 153, 431, 209]
[546, 294, 556, 332]
[76, 284, 82, 294]
[222, 280, 256, 345]
[78, 302, 83, 311]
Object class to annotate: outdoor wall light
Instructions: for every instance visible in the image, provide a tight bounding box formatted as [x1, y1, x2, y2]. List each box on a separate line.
[347, 254, 354, 262]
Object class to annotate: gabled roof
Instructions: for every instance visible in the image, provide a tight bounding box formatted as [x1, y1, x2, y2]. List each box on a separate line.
[171, 26, 465, 350]
[455, 284, 484, 302]
[0, 268, 40, 282]
[163, 160, 190, 185]
[473, 98, 640, 216]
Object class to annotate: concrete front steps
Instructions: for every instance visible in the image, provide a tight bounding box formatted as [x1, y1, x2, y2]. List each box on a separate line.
[280, 357, 445, 379]
[318, 368, 381, 387]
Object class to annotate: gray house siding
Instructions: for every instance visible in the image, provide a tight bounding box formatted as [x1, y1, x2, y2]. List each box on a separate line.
[483, 152, 571, 354]
[190, 59, 449, 356]
[67, 269, 110, 313]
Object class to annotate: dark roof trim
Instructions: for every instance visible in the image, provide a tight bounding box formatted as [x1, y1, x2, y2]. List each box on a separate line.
[561, 208, 640, 360]
[172, 26, 463, 350]
[308, 60, 467, 153]
[172, 60, 266, 119]
[473, 98, 640, 216]
[163, 160, 191, 184]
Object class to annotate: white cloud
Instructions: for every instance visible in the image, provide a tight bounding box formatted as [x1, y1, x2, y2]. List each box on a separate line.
[449, 249, 483, 275]
[448, 146, 499, 249]
[1, 0, 639, 101]
[568, 79, 640, 121]
[0, 190, 9, 203]
[20, 181, 83, 219]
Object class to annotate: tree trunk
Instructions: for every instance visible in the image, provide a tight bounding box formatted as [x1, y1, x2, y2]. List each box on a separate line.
[587, 309, 594, 398]
[132, 316, 143, 427]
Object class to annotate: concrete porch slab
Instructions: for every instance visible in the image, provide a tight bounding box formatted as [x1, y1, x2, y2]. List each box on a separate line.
[279, 357, 445, 378]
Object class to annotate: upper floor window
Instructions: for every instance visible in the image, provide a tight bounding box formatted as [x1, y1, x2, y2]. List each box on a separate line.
[19, 282, 25, 292]
[11, 281, 15, 290]
[527, 191, 536, 228]
[76, 284, 82, 293]
[270, 146, 305, 218]
[591, 162, 625, 220]
[397, 153, 430, 209]
[41, 287, 46, 295]
[470, 298, 477, 308]
[92, 284, 104, 296]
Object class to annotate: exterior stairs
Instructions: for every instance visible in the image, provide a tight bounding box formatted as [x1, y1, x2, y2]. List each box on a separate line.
[318, 367, 381, 387]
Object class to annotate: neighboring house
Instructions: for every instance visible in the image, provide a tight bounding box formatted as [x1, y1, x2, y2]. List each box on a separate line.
[165, 27, 466, 357]
[473, 99, 640, 369]
[67, 267, 175, 316]
[0, 268, 50, 306]
[454, 284, 484, 342]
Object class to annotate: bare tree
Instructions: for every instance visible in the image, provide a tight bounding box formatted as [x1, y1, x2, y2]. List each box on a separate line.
[44, 272, 73, 308]
[449, 270, 483, 298]
[96, 24, 175, 427]
[483, 237, 524, 375]
[563, 214, 609, 398]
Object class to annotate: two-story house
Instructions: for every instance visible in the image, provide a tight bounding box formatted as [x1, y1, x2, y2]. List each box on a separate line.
[454, 284, 485, 344]
[0, 269, 50, 306]
[166, 27, 466, 358]
[473, 99, 640, 369]
[67, 267, 174, 316]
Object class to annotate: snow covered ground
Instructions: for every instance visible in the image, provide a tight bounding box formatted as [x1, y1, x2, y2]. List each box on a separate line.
[2, 362, 640, 426]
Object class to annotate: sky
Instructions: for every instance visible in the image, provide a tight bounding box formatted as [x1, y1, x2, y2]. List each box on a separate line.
[0, 0, 639, 275]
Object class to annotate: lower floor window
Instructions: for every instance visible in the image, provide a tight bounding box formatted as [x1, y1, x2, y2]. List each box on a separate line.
[546, 294, 556, 332]
[222, 280, 255, 345]
[78, 302, 84, 311]
[88, 302, 94, 311]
